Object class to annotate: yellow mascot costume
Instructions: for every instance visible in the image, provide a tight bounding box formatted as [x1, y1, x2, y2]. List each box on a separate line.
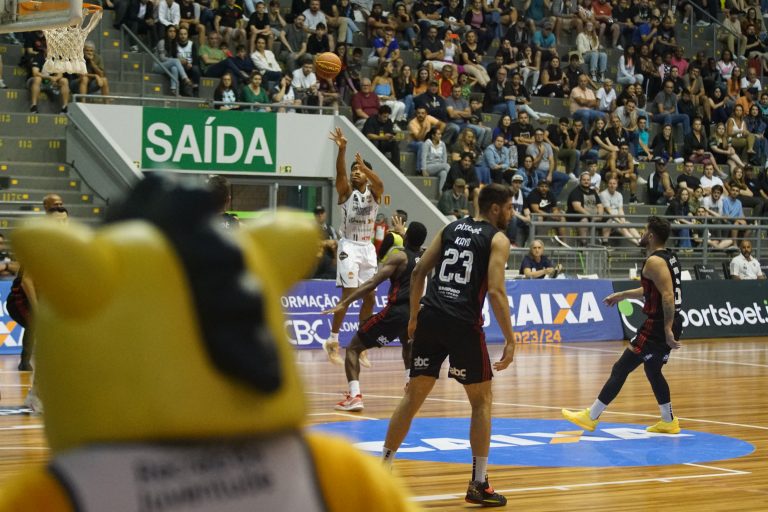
[0, 176, 419, 512]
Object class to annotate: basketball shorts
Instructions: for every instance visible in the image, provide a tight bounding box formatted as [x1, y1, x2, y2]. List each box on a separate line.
[336, 239, 377, 288]
[358, 304, 409, 349]
[630, 316, 684, 361]
[409, 306, 492, 385]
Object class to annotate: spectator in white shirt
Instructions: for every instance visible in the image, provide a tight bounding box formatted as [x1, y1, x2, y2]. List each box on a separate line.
[700, 162, 724, 196]
[158, 0, 181, 35]
[730, 240, 766, 280]
[599, 177, 642, 245]
[250, 34, 282, 82]
[596, 79, 617, 114]
[291, 58, 318, 105]
[302, 0, 326, 33]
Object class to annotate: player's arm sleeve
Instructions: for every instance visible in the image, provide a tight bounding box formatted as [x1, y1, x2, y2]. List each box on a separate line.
[0, 469, 74, 512]
[305, 433, 422, 512]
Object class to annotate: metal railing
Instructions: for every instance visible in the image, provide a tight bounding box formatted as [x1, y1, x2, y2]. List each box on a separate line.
[117, 25, 179, 97]
[685, 3, 743, 59]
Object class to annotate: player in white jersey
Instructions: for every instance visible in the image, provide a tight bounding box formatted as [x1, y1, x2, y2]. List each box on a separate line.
[322, 128, 384, 365]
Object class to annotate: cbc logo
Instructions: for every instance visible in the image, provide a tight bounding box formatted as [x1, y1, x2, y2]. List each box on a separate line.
[285, 319, 327, 345]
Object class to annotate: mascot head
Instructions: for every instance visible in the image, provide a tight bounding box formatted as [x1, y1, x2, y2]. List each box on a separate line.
[12, 175, 320, 454]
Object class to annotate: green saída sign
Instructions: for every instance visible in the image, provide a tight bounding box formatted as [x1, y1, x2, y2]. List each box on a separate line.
[141, 107, 277, 173]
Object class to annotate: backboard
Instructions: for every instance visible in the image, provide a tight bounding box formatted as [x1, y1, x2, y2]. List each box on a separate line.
[0, 0, 85, 33]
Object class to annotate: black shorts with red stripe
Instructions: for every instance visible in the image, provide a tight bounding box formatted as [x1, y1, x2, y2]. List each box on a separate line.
[358, 304, 410, 349]
[409, 306, 492, 384]
[630, 315, 683, 360]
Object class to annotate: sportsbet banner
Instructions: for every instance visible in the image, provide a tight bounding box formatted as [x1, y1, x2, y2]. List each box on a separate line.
[613, 279, 768, 339]
[0, 280, 25, 355]
[141, 107, 277, 173]
[283, 279, 623, 349]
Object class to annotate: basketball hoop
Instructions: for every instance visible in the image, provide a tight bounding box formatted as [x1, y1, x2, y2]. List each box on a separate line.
[23, 2, 104, 75]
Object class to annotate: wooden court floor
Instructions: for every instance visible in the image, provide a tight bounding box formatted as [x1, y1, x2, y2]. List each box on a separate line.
[1, 338, 766, 511]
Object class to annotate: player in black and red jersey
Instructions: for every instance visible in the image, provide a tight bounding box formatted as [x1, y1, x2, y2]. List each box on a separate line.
[562, 216, 683, 435]
[322, 222, 428, 412]
[380, 184, 517, 508]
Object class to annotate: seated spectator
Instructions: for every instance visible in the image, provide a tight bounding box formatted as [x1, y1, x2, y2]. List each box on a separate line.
[538, 56, 569, 98]
[676, 161, 700, 191]
[484, 134, 516, 184]
[727, 104, 756, 161]
[507, 174, 531, 246]
[303, 0, 328, 38]
[415, 81, 460, 143]
[213, 72, 241, 109]
[241, 70, 270, 109]
[75, 41, 110, 98]
[590, 117, 619, 160]
[710, 122, 747, 175]
[271, 72, 301, 111]
[520, 239, 562, 278]
[652, 79, 691, 134]
[291, 58, 319, 106]
[634, 116, 653, 161]
[528, 128, 569, 198]
[700, 162, 725, 196]
[368, 26, 399, 66]
[575, 22, 607, 82]
[567, 171, 604, 246]
[25, 39, 70, 114]
[157, 0, 181, 41]
[367, 2, 390, 39]
[683, 117, 714, 165]
[247, 0, 274, 50]
[516, 154, 540, 197]
[460, 30, 491, 87]
[362, 105, 399, 166]
[508, 71, 550, 121]
[438, 178, 470, 220]
[447, 84, 492, 147]
[420, 127, 451, 190]
[154, 25, 195, 95]
[125, 0, 158, 50]
[306, 22, 333, 55]
[409, 106, 445, 173]
[393, 2, 418, 49]
[250, 35, 282, 83]
[200, 31, 248, 86]
[179, 0, 205, 45]
[729, 240, 766, 280]
[544, 117, 580, 181]
[229, 43, 256, 78]
[721, 184, 749, 240]
[484, 67, 517, 119]
[278, 13, 308, 72]
[570, 74, 604, 128]
[596, 79, 617, 115]
[532, 21, 558, 71]
[445, 152, 481, 194]
[524, 180, 569, 246]
[648, 157, 675, 205]
[215, 0, 247, 48]
[351, 78, 380, 128]
[371, 61, 407, 125]
[727, 167, 766, 217]
[600, 176, 642, 246]
[665, 187, 694, 249]
[174, 27, 201, 87]
[617, 46, 643, 85]
[650, 123, 681, 163]
[605, 143, 639, 204]
[517, 46, 540, 94]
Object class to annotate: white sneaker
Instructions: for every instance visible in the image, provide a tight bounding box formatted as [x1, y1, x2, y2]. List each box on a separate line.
[335, 393, 364, 411]
[616, 44, 623, 51]
[393, 124, 402, 133]
[322, 338, 344, 365]
[23, 389, 43, 415]
[0, 79, 6, 89]
[553, 235, 571, 248]
[637, 176, 648, 185]
[568, 172, 579, 183]
[696, 20, 711, 26]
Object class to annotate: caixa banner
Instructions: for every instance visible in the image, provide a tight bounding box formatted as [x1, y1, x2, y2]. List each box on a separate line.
[283, 279, 623, 349]
[0, 280, 25, 355]
[613, 280, 768, 339]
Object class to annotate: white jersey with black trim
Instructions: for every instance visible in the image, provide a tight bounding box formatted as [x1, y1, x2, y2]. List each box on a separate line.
[339, 186, 378, 244]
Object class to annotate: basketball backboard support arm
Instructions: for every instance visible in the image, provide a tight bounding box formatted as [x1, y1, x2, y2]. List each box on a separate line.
[0, 0, 84, 33]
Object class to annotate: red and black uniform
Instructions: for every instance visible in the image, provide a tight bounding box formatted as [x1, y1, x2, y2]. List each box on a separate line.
[410, 218, 498, 384]
[631, 249, 683, 357]
[357, 247, 419, 349]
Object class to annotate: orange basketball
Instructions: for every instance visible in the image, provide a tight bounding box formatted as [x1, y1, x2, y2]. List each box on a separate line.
[315, 52, 342, 80]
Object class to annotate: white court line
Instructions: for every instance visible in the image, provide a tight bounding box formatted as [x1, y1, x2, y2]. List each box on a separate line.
[0, 425, 43, 431]
[561, 345, 768, 368]
[308, 412, 379, 421]
[410, 469, 751, 502]
[0, 384, 31, 388]
[683, 462, 747, 474]
[306, 391, 768, 431]
[0, 446, 49, 451]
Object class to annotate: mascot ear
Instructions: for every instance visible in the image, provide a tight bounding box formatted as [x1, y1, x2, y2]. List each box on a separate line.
[12, 222, 117, 317]
[242, 210, 321, 291]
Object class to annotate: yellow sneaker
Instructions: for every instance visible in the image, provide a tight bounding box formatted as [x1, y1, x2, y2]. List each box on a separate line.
[562, 408, 599, 432]
[323, 339, 344, 365]
[646, 418, 681, 434]
[359, 350, 372, 368]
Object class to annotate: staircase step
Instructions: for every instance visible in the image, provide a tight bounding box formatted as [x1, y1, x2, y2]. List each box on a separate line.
[407, 175, 440, 200]
[1, 88, 66, 114]
[0, 111, 68, 137]
[0, 188, 93, 204]
[0, 137, 66, 162]
[0, 202, 104, 216]
[3, 175, 81, 192]
[0, 162, 73, 178]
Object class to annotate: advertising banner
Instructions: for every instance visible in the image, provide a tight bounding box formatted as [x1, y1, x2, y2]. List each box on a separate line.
[613, 279, 768, 339]
[0, 280, 25, 355]
[141, 108, 277, 173]
[283, 279, 623, 349]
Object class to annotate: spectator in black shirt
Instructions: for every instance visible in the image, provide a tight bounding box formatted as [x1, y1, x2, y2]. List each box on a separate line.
[524, 180, 568, 244]
[683, 116, 714, 164]
[676, 161, 701, 191]
[362, 105, 400, 165]
[570, 118, 598, 162]
[520, 239, 562, 278]
[306, 22, 332, 54]
[510, 111, 535, 163]
[415, 81, 460, 143]
[445, 152, 481, 200]
[567, 171, 605, 246]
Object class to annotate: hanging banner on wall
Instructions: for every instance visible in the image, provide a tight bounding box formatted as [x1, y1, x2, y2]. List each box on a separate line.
[283, 279, 623, 349]
[141, 108, 278, 173]
[613, 279, 768, 340]
[0, 280, 26, 355]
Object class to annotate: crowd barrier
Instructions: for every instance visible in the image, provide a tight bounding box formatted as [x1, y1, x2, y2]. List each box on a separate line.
[2, 279, 765, 356]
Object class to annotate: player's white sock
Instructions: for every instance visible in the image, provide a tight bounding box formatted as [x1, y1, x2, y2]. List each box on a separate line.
[659, 402, 674, 422]
[589, 399, 607, 420]
[349, 380, 361, 397]
[472, 456, 488, 483]
[382, 447, 396, 468]
[404, 369, 411, 385]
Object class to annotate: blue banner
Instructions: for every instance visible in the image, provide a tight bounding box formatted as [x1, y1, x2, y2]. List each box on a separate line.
[0, 280, 25, 355]
[283, 279, 623, 349]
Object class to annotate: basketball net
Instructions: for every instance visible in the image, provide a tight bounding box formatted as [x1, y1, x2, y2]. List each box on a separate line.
[42, 4, 102, 75]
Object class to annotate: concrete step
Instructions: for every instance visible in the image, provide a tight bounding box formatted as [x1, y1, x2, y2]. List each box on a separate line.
[0, 162, 73, 178]
[408, 175, 440, 201]
[0, 214, 43, 231]
[1, 88, 67, 114]
[0, 137, 65, 162]
[0, 111, 68, 137]
[0, 188, 93, 204]
[4, 175, 81, 192]
[0, 202, 104, 216]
